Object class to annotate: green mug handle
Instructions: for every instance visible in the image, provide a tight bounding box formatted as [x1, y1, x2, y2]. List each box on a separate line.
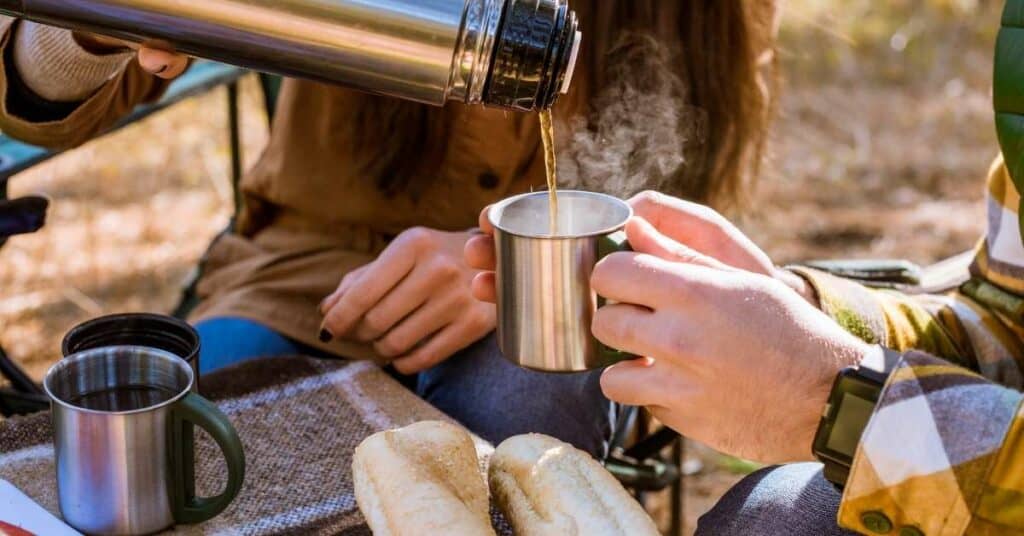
[169, 393, 246, 524]
[594, 230, 638, 367]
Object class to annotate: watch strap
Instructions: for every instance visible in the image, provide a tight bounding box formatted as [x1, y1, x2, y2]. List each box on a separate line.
[823, 463, 850, 492]
[815, 345, 899, 488]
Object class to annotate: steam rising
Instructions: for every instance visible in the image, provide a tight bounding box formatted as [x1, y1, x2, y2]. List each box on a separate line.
[559, 33, 706, 199]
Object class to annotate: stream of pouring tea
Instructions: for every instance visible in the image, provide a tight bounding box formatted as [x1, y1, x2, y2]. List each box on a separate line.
[539, 109, 558, 235]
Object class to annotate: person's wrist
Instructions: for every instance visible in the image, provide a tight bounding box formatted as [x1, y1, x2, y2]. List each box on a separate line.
[774, 267, 821, 309]
[794, 338, 873, 460]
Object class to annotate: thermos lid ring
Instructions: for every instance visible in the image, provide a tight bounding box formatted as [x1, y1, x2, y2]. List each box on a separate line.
[485, 0, 575, 111]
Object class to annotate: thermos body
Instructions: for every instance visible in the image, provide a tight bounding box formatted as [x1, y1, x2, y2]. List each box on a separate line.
[0, 0, 581, 111]
[0, 0, 580, 111]
[5, 0, 479, 106]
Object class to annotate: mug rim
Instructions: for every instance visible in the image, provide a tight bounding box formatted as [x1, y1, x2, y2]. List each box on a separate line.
[488, 190, 633, 239]
[44, 345, 194, 416]
[61, 312, 200, 361]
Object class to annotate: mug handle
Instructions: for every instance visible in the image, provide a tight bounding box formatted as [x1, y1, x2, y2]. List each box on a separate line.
[169, 393, 246, 524]
[595, 230, 638, 367]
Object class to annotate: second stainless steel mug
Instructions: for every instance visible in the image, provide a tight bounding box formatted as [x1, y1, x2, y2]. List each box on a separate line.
[62, 312, 201, 392]
[489, 190, 635, 372]
[44, 346, 245, 536]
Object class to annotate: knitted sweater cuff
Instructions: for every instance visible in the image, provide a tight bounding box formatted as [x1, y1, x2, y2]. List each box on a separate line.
[13, 22, 133, 103]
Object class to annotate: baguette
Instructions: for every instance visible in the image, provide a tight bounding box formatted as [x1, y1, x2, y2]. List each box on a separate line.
[353, 420, 496, 536]
[489, 434, 659, 536]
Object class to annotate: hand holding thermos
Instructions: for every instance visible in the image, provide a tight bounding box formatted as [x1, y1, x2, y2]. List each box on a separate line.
[70, 32, 188, 79]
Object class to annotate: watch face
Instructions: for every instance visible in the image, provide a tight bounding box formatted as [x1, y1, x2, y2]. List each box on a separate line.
[813, 368, 884, 478]
[826, 392, 876, 458]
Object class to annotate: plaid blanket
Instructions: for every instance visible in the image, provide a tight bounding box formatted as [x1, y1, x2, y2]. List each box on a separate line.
[0, 356, 505, 535]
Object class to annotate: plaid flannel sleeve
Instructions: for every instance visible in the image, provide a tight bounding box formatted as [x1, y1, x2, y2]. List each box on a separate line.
[837, 350, 1024, 535]
[789, 259, 1024, 534]
[788, 265, 1024, 388]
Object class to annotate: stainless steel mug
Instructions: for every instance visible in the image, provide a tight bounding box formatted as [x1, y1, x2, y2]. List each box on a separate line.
[44, 346, 245, 536]
[489, 190, 635, 372]
[61, 313, 205, 519]
[0, 0, 581, 112]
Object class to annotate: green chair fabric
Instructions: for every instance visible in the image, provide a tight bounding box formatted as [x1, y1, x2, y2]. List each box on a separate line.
[259, 73, 282, 122]
[996, 0, 1024, 241]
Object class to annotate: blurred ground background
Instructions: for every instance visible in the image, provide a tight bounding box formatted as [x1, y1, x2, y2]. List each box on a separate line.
[0, 0, 1002, 533]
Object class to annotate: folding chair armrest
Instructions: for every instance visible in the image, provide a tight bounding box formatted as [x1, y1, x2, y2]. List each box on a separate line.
[0, 388, 48, 417]
[623, 426, 680, 461]
[0, 346, 42, 396]
[0, 62, 248, 183]
[605, 452, 681, 492]
[0, 195, 48, 239]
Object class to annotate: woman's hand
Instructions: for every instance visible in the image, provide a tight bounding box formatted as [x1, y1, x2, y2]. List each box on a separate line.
[320, 227, 495, 374]
[464, 208, 499, 303]
[72, 33, 188, 79]
[593, 219, 870, 463]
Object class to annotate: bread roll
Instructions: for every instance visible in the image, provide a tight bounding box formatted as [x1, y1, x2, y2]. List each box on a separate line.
[489, 434, 659, 536]
[353, 420, 496, 536]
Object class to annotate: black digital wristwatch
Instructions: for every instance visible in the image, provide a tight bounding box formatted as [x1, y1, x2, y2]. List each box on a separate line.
[812, 347, 900, 488]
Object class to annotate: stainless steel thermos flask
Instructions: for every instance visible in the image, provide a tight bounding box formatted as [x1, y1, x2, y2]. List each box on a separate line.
[0, 0, 581, 111]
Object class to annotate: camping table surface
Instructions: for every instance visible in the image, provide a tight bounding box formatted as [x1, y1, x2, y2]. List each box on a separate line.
[0, 356, 507, 535]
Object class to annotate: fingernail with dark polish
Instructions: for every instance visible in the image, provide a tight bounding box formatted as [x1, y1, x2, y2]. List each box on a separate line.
[319, 329, 333, 343]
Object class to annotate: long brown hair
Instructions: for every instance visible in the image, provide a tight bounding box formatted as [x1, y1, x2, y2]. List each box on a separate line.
[685, 0, 778, 207]
[348, 0, 777, 208]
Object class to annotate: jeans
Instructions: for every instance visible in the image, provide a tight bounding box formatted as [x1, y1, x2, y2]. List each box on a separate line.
[417, 332, 613, 457]
[194, 317, 612, 456]
[195, 317, 307, 374]
[696, 463, 857, 536]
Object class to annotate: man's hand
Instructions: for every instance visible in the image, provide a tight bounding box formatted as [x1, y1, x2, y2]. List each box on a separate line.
[626, 191, 818, 307]
[465, 191, 819, 307]
[72, 33, 188, 79]
[320, 227, 495, 374]
[594, 219, 870, 463]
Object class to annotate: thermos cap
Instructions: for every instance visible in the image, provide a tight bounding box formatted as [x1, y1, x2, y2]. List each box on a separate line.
[485, 0, 580, 111]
